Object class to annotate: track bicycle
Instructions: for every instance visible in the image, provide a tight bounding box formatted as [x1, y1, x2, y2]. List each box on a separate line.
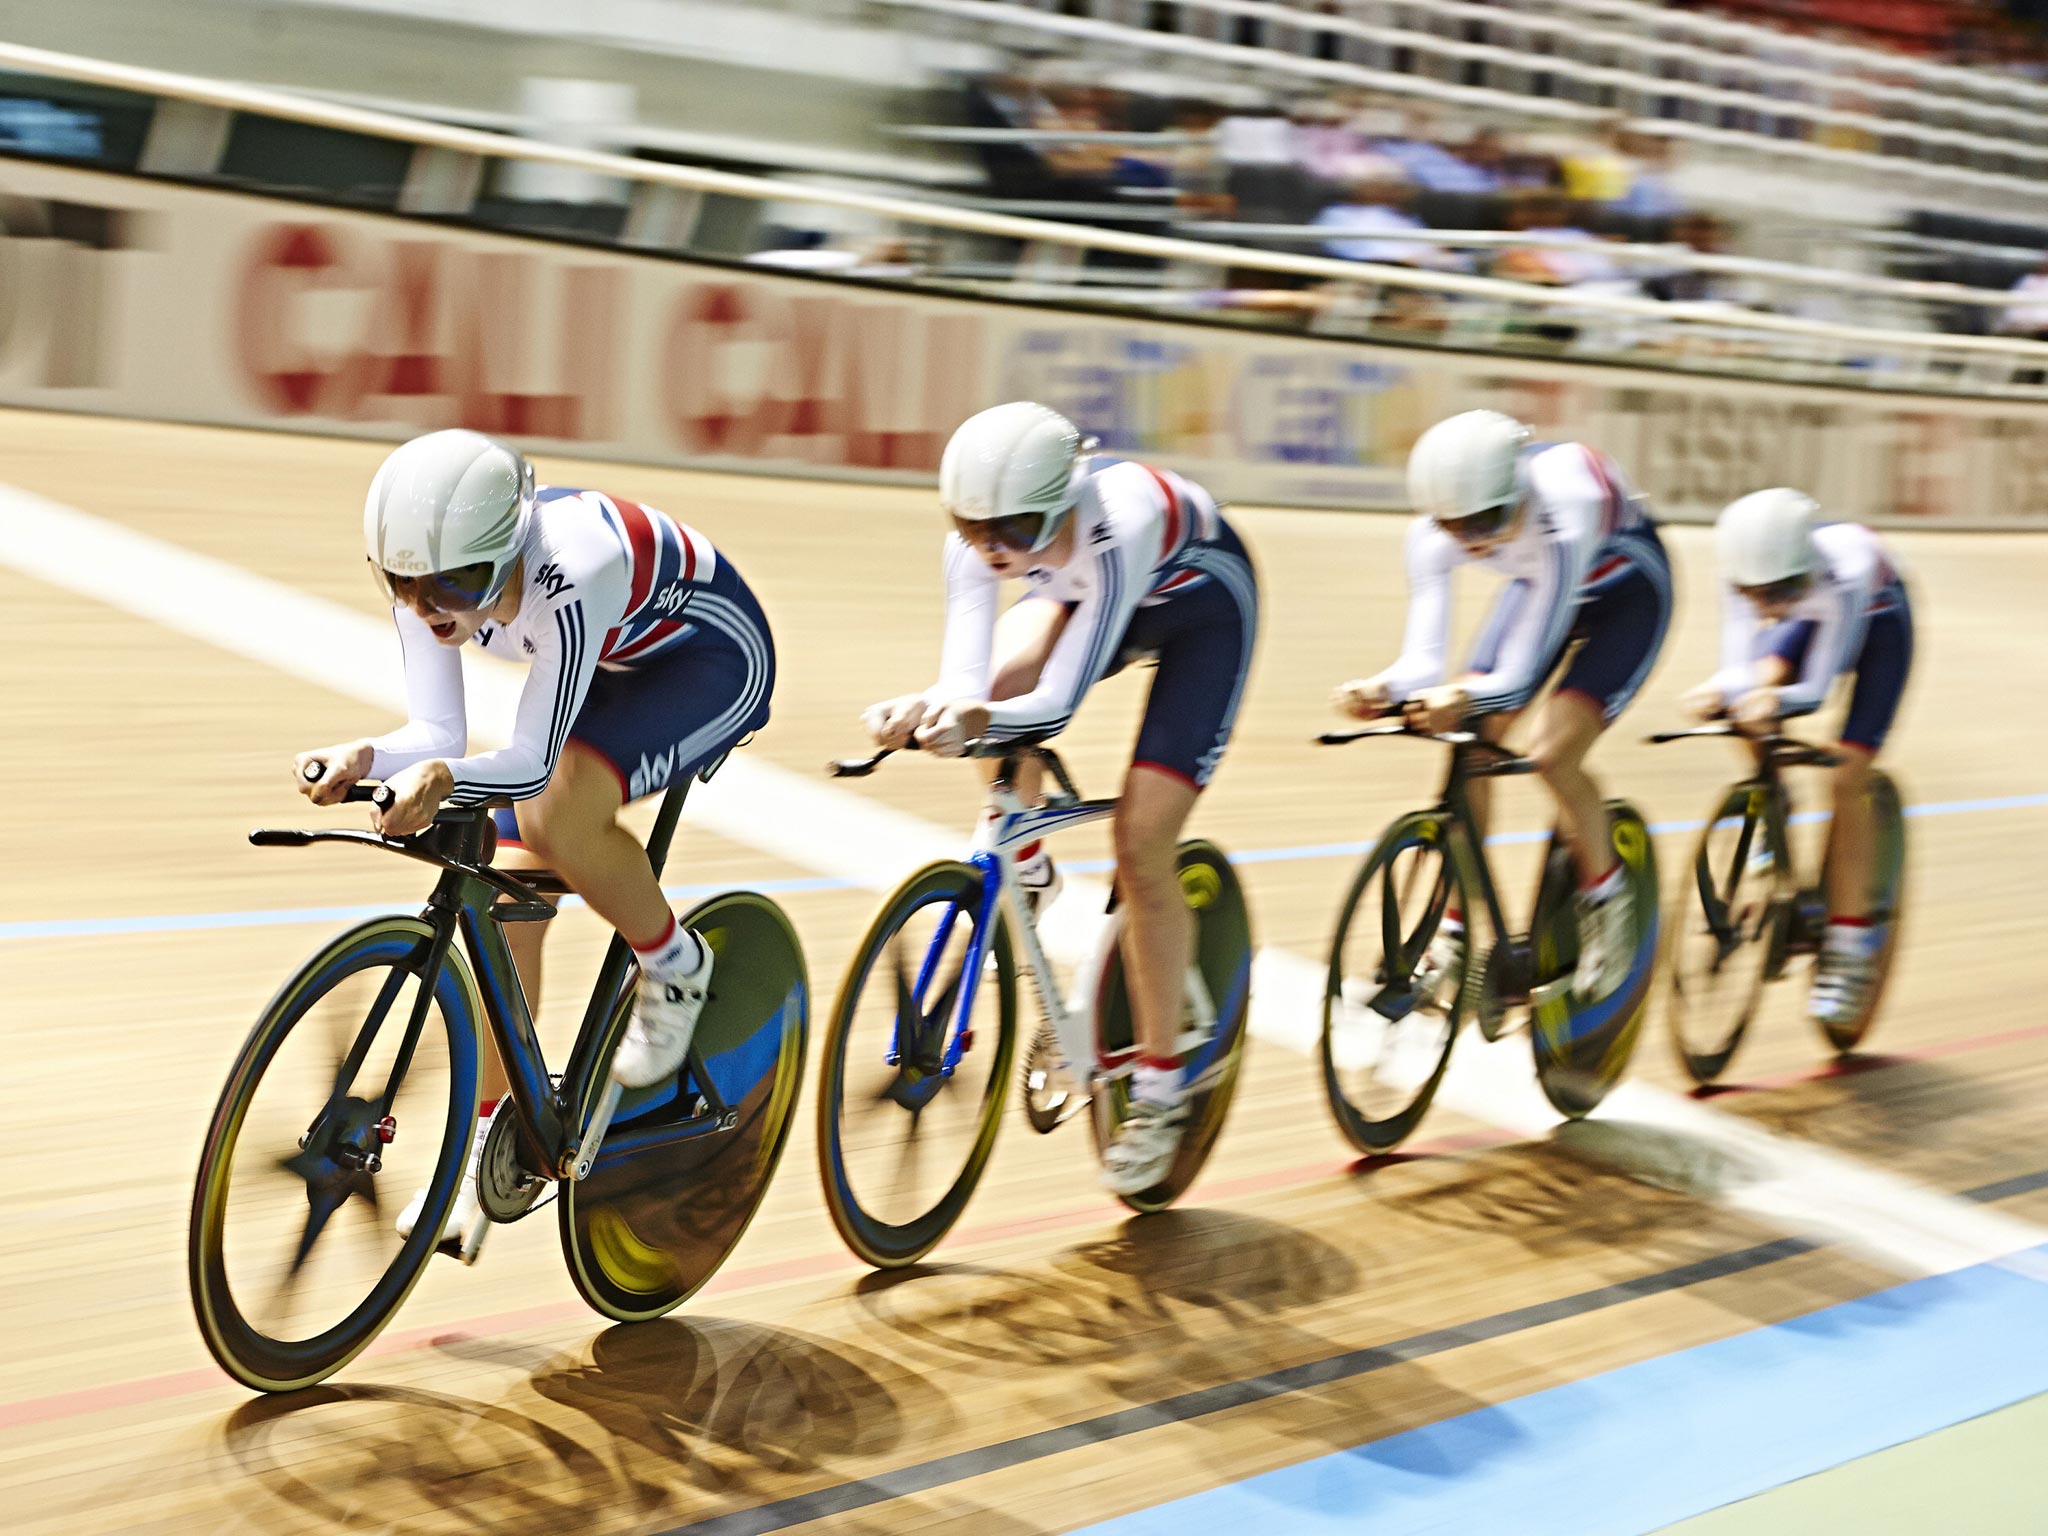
[1651, 723, 1906, 1083]
[815, 738, 1253, 1267]
[1317, 721, 1660, 1151]
[188, 770, 808, 1393]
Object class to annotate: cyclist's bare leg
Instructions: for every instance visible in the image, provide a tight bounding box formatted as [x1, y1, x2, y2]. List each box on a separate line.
[490, 743, 675, 1099]
[1113, 765, 1198, 1063]
[1824, 744, 1877, 922]
[1528, 690, 1614, 885]
[1462, 703, 1520, 840]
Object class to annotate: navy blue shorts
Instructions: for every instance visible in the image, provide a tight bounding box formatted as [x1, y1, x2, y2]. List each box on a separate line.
[1467, 529, 1672, 724]
[495, 568, 775, 845]
[1104, 520, 1260, 790]
[1760, 581, 1913, 752]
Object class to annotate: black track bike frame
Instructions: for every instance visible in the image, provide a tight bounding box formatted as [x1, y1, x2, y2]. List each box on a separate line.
[252, 772, 722, 1184]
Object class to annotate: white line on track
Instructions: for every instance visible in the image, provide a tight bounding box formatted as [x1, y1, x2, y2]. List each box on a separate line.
[8, 483, 2042, 1284]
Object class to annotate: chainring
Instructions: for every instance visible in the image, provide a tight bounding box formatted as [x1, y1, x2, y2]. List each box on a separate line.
[476, 1105, 548, 1223]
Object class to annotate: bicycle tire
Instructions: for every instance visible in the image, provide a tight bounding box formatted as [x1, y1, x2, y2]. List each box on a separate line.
[1814, 769, 1907, 1055]
[1532, 799, 1659, 1119]
[1320, 811, 1470, 1153]
[1664, 782, 1788, 1084]
[559, 891, 809, 1322]
[188, 916, 480, 1393]
[817, 860, 1017, 1268]
[1088, 840, 1254, 1212]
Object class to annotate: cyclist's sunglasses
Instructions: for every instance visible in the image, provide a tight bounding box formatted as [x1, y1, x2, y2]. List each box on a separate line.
[951, 511, 1050, 554]
[1441, 499, 1516, 543]
[370, 558, 499, 613]
[1737, 573, 1812, 607]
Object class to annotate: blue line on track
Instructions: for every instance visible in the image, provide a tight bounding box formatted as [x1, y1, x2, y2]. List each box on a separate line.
[1073, 1245, 2048, 1536]
[8, 791, 2044, 944]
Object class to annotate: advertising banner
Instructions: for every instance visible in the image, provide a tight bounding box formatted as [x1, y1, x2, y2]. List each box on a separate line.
[3, 157, 2046, 526]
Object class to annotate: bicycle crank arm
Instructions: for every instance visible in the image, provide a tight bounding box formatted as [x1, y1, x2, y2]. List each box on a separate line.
[569, 1080, 627, 1181]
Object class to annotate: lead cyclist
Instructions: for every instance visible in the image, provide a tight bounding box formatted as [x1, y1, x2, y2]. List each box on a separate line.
[292, 430, 776, 1260]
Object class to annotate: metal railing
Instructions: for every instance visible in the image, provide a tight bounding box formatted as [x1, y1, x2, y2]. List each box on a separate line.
[915, 0, 2048, 207]
[5, 39, 2048, 397]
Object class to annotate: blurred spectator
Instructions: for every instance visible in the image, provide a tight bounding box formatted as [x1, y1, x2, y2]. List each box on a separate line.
[1996, 252, 2048, 336]
[1610, 130, 1687, 219]
[1559, 120, 1686, 217]
[1560, 121, 1634, 205]
[1373, 111, 1501, 194]
[1312, 175, 1458, 268]
[1495, 189, 1622, 287]
[1643, 213, 1748, 304]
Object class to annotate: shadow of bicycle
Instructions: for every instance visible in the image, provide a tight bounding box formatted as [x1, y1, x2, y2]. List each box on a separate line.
[1716, 1055, 2016, 1164]
[1385, 1137, 1714, 1263]
[216, 1315, 944, 1530]
[851, 1207, 1357, 1367]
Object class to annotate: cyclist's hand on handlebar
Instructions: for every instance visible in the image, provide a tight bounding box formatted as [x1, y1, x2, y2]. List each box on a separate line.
[293, 741, 374, 805]
[916, 700, 989, 758]
[1730, 686, 1782, 734]
[1680, 680, 1725, 723]
[373, 760, 454, 838]
[1331, 677, 1392, 721]
[861, 694, 927, 750]
[1406, 684, 1470, 736]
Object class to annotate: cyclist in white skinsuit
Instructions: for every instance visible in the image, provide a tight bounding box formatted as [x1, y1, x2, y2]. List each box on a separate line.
[1335, 410, 1673, 998]
[1683, 489, 1914, 1026]
[295, 430, 775, 1259]
[863, 402, 1259, 1196]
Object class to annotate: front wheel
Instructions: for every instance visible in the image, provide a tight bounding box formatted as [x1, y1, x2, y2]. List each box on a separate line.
[559, 891, 809, 1322]
[817, 860, 1017, 1268]
[1090, 840, 1254, 1212]
[1664, 782, 1788, 1084]
[1813, 768, 1907, 1055]
[1321, 811, 1469, 1154]
[189, 916, 480, 1393]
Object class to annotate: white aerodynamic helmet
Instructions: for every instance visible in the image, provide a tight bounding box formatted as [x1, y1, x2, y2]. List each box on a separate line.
[364, 429, 535, 611]
[939, 401, 1084, 553]
[1406, 409, 1531, 532]
[1716, 487, 1819, 590]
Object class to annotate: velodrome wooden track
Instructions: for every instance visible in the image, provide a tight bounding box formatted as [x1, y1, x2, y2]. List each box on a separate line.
[4, 409, 2048, 1534]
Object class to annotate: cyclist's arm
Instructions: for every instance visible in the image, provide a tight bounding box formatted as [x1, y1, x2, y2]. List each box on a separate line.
[1713, 584, 1759, 705]
[367, 606, 468, 779]
[1373, 518, 1456, 702]
[441, 559, 630, 806]
[983, 531, 1141, 739]
[1777, 571, 1869, 719]
[1463, 518, 1590, 714]
[927, 533, 998, 706]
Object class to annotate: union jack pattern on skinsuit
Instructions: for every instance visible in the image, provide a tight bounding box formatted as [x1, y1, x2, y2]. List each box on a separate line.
[535, 485, 719, 666]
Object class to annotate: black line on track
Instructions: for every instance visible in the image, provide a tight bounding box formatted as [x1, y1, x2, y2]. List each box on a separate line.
[658, 1169, 2048, 1535]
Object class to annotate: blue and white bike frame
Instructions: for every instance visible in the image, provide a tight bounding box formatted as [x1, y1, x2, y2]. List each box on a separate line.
[896, 778, 1219, 1100]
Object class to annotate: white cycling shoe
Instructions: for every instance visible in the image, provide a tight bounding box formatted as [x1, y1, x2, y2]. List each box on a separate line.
[1810, 942, 1877, 1027]
[1574, 879, 1636, 1000]
[612, 940, 714, 1089]
[1100, 1095, 1188, 1197]
[396, 1105, 493, 1264]
[1017, 848, 1063, 919]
